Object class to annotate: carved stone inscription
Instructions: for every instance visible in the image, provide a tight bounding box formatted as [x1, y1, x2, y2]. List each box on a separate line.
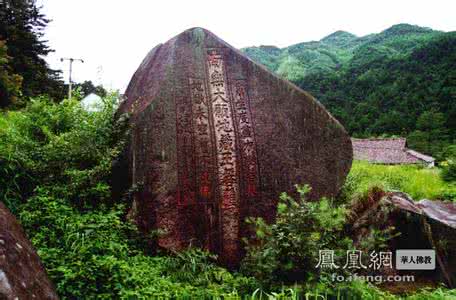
[122, 28, 354, 268]
[189, 78, 214, 202]
[206, 49, 239, 210]
[178, 48, 260, 262]
[175, 92, 196, 205]
[232, 80, 260, 201]
[206, 48, 240, 260]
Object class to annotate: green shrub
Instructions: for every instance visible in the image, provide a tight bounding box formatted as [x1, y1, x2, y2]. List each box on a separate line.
[441, 145, 456, 183]
[0, 94, 123, 212]
[404, 287, 456, 300]
[20, 191, 255, 298]
[241, 185, 352, 286]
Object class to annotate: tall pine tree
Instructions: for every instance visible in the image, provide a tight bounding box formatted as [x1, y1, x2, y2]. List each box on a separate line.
[0, 40, 22, 107]
[0, 0, 64, 107]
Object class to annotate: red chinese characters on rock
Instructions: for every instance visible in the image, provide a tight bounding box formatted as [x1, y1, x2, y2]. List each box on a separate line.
[232, 80, 260, 199]
[189, 78, 214, 202]
[206, 49, 239, 207]
[175, 94, 196, 206]
[206, 49, 240, 264]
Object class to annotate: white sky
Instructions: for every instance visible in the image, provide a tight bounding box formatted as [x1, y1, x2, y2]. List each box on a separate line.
[39, 0, 456, 92]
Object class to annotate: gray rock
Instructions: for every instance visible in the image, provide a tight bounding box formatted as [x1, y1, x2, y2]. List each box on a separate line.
[0, 202, 58, 300]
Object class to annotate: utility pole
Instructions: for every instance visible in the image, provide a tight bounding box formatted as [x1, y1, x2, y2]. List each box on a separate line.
[60, 57, 84, 99]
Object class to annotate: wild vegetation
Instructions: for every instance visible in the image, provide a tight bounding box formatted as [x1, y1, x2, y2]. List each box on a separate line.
[0, 96, 257, 298]
[1, 96, 455, 299]
[241, 185, 351, 287]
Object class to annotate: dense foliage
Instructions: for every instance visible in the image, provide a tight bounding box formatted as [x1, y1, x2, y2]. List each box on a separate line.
[0, 0, 65, 107]
[0, 96, 256, 298]
[243, 24, 456, 158]
[241, 185, 351, 286]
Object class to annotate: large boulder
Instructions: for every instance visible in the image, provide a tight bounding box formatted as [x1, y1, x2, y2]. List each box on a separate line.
[0, 202, 58, 299]
[118, 28, 352, 266]
[349, 190, 456, 289]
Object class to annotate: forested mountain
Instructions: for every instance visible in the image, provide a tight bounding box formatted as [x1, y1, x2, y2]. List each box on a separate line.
[243, 24, 456, 158]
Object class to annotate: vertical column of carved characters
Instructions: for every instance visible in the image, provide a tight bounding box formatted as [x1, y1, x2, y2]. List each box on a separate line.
[189, 78, 217, 250]
[232, 80, 260, 202]
[206, 48, 240, 265]
[189, 78, 214, 202]
[175, 95, 196, 206]
[129, 126, 139, 222]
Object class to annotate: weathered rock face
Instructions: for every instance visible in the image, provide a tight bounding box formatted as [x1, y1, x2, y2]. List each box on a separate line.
[350, 190, 456, 289]
[118, 28, 352, 266]
[0, 202, 58, 299]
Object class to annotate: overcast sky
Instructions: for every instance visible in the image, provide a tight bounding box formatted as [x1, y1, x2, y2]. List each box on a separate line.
[39, 0, 456, 92]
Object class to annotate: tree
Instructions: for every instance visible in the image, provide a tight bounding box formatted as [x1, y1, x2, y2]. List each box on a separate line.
[0, 0, 65, 106]
[74, 80, 107, 98]
[407, 110, 449, 156]
[0, 40, 22, 108]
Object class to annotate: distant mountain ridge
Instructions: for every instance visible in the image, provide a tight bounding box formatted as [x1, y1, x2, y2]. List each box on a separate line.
[242, 24, 456, 158]
[242, 24, 441, 82]
[320, 30, 357, 47]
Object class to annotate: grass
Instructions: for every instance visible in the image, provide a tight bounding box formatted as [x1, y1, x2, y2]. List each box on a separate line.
[340, 160, 456, 202]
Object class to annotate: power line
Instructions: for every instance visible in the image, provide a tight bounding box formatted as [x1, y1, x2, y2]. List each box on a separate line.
[60, 57, 84, 99]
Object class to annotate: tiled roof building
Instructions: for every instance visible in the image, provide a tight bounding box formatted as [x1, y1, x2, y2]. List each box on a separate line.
[352, 138, 435, 167]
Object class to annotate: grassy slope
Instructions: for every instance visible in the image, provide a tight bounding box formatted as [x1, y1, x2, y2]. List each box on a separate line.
[343, 160, 456, 201]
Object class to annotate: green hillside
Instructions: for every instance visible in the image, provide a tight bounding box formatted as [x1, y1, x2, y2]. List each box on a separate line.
[243, 24, 455, 158]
